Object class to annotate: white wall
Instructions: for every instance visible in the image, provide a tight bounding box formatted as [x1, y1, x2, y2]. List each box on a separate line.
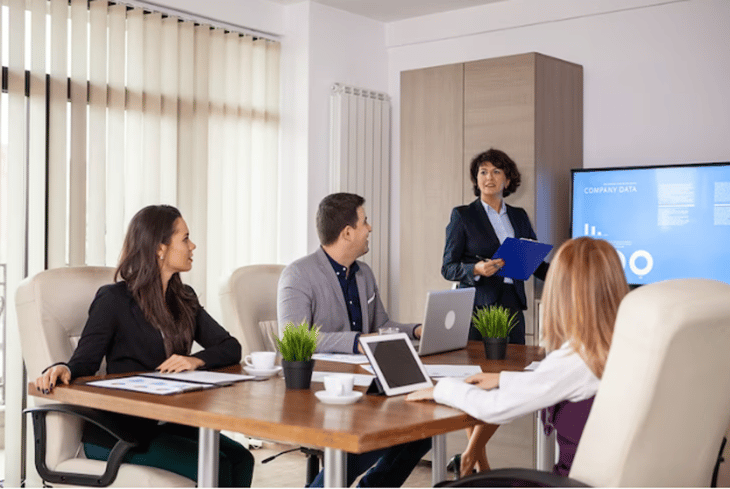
[279, 2, 312, 263]
[386, 0, 730, 315]
[305, 3, 389, 252]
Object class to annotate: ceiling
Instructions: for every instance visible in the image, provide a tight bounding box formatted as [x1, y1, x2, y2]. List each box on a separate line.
[269, 0, 506, 23]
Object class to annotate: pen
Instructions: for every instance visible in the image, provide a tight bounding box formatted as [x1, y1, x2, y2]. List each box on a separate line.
[476, 255, 501, 268]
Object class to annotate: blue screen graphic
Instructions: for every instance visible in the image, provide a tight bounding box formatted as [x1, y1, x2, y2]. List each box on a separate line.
[571, 163, 730, 285]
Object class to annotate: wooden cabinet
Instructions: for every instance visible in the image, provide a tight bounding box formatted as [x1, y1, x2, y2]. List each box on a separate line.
[400, 53, 582, 345]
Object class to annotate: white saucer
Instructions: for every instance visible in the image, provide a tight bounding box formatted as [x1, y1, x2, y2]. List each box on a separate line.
[315, 390, 363, 405]
[243, 365, 282, 378]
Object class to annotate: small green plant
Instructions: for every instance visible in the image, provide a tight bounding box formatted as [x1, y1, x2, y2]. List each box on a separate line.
[274, 320, 320, 362]
[472, 305, 517, 339]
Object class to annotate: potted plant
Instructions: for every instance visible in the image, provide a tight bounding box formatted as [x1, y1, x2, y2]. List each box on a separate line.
[274, 320, 320, 389]
[472, 305, 517, 360]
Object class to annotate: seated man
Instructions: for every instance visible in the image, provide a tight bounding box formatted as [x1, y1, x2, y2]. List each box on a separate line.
[278, 192, 430, 487]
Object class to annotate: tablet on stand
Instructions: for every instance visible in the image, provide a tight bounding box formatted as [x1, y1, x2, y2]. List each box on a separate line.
[359, 333, 433, 396]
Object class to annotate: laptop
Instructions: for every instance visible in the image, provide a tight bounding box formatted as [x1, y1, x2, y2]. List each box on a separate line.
[415, 288, 476, 356]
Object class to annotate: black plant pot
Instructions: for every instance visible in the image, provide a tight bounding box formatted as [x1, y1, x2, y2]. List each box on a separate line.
[482, 337, 508, 360]
[282, 359, 315, 389]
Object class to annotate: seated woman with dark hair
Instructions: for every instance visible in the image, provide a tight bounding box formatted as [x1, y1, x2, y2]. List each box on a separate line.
[408, 237, 629, 477]
[34, 204, 254, 487]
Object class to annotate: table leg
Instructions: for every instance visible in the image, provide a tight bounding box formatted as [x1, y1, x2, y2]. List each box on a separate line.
[324, 447, 347, 488]
[432, 434, 447, 486]
[535, 411, 556, 471]
[198, 427, 220, 487]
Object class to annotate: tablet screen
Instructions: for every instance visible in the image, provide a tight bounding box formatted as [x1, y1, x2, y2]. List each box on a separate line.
[359, 333, 433, 395]
[370, 338, 428, 387]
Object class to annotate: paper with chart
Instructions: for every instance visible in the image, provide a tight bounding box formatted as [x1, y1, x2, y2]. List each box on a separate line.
[88, 376, 215, 395]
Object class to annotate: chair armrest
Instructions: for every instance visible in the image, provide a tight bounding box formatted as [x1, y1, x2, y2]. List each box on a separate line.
[25, 404, 139, 487]
[435, 468, 590, 487]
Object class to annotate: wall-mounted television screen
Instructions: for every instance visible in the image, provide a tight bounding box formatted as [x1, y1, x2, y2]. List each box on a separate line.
[571, 162, 730, 286]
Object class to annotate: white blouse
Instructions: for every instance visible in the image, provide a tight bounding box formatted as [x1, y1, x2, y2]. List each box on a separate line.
[432, 342, 599, 425]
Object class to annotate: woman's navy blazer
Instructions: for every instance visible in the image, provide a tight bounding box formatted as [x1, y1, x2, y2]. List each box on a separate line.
[442, 198, 549, 310]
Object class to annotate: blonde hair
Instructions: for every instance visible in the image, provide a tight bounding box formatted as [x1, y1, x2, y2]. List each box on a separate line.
[541, 237, 629, 378]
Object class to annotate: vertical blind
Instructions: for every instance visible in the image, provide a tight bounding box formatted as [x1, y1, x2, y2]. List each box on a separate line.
[3, 0, 281, 309]
[3, 4, 279, 482]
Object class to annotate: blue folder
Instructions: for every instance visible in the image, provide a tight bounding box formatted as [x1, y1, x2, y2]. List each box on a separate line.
[491, 237, 553, 281]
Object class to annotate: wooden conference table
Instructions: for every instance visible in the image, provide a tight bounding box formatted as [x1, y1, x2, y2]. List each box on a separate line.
[29, 342, 544, 488]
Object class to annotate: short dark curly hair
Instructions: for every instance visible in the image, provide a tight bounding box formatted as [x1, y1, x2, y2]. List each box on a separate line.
[469, 148, 521, 198]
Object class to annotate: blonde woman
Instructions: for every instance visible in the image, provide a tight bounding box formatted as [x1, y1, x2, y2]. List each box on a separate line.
[407, 237, 629, 477]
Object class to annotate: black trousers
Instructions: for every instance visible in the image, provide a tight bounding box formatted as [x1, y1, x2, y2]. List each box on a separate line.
[468, 283, 526, 345]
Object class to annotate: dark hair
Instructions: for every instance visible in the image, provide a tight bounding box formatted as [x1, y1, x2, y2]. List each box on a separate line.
[469, 148, 521, 197]
[115, 205, 197, 357]
[316, 193, 366, 246]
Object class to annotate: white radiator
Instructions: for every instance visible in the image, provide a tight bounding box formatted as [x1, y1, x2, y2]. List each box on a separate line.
[330, 83, 391, 307]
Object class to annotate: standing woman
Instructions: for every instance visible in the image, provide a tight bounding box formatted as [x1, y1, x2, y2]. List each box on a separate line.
[34, 205, 254, 487]
[442, 148, 548, 345]
[441, 148, 549, 475]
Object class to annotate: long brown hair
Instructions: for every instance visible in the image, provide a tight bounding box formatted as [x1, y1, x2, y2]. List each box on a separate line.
[541, 237, 629, 378]
[115, 205, 198, 356]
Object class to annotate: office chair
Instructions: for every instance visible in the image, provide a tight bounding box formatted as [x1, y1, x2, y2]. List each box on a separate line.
[220, 264, 286, 356]
[437, 278, 730, 487]
[220, 264, 323, 485]
[16, 266, 194, 487]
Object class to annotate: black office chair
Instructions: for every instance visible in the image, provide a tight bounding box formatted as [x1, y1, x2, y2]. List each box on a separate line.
[438, 279, 730, 487]
[712, 437, 727, 487]
[261, 446, 323, 485]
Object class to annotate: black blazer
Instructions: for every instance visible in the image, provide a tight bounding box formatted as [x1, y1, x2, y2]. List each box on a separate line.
[442, 199, 548, 310]
[66, 281, 241, 446]
[67, 281, 241, 379]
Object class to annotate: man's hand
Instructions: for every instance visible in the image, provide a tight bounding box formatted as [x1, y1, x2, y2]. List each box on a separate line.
[156, 355, 205, 373]
[464, 372, 500, 390]
[357, 333, 379, 353]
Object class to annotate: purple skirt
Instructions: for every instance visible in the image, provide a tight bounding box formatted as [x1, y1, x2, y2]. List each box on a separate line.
[541, 396, 595, 476]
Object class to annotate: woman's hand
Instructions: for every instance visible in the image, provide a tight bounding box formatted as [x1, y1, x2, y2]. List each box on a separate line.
[465, 372, 500, 390]
[474, 258, 505, 277]
[35, 365, 71, 394]
[156, 354, 205, 373]
[405, 387, 435, 402]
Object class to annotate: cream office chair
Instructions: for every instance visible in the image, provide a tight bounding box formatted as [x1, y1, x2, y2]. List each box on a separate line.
[16, 267, 194, 487]
[440, 278, 730, 487]
[219, 264, 285, 356]
[220, 264, 322, 484]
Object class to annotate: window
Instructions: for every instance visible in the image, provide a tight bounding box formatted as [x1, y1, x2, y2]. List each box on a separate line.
[2, 0, 281, 311]
[0, 0, 281, 410]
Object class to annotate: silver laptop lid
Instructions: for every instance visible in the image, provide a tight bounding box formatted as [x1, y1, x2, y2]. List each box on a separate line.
[418, 288, 476, 356]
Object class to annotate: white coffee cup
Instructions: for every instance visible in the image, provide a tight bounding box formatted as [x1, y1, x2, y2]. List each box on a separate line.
[244, 351, 276, 370]
[378, 326, 400, 335]
[323, 374, 355, 397]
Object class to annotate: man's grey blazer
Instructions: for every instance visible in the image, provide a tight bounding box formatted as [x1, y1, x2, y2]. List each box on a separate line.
[277, 247, 417, 353]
